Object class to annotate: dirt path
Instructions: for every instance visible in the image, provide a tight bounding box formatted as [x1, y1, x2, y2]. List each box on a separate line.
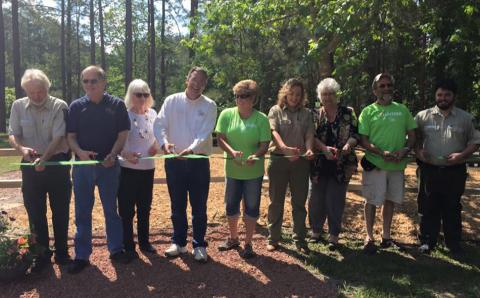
[1, 226, 337, 298]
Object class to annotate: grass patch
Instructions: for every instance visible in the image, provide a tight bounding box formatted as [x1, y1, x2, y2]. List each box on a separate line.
[0, 133, 10, 148]
[0, 156, 21, 174]
[280, 234, 480, 297]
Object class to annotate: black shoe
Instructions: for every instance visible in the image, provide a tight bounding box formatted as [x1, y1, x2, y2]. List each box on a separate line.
[68, 259, 90, 274]
[54, 253, 72, 265]
[31, 255, 52, 273]
[308, 234, 323, 243]
[110, 251, 132, 264]
[327, 242, 338, 251]
[125, 250, 140, 260]
[218, 238, 240, 251]
[139, 244, 157, 254]
[380, 238, 405, 251]
[363, 240, 377, 255]
[295, 243, 311, 254]
[241, 243, 255, 259]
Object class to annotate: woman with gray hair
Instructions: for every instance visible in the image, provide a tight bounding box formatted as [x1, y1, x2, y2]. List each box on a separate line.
[118, 79, 160, 257]
[308, 78, 359, 250]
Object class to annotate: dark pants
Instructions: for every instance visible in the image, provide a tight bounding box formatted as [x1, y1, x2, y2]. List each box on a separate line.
[165, 158, 210, 248]
[118, 167, 155, 251]
[21, 153, 71, 257]
[418, 162, 467, 249]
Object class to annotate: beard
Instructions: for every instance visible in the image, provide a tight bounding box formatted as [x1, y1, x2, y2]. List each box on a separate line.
[436, 100, 453, 110]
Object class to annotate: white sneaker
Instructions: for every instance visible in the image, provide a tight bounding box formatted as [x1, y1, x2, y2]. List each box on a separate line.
[164, 244, 187, 257]
[418, 244, 431, 254]
[192, 247, 208, 263]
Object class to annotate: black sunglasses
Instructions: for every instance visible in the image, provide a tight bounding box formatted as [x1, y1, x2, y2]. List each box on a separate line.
[235, 94, 251, 99]
[134, 93, 150, 98]
[82, 79, 99, 85]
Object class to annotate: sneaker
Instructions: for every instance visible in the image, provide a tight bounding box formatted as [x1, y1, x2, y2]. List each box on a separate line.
[308, 233, 322, 243]
[139, 244, 157, 254]
[110, 251, 132, 264]
[67, 259, 90, 274]
[295, 243, 311, 254]
[363, 240, 377, 255]
[266, 243, 279, 252]
[165, 244, 188, 257]
[218, 238, 240, 251]
[192, 247, 208, 263]
[448, 244, 464, 255]
[418, 244, 431, 254]
[380, 238, 405, 251]
[241, 243, 255, 259]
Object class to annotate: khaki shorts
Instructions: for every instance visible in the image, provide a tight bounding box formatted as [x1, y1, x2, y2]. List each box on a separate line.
[362, 169, 405, 206]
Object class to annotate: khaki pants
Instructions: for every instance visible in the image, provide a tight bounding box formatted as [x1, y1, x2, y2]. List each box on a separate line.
[267, 157, 310, 245]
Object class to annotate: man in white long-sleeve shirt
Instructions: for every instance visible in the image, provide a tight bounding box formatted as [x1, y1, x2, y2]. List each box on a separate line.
[154, 67, 217, 263]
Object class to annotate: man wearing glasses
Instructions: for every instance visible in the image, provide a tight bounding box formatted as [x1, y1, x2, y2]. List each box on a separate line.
[358, 73, 416, 254]
[66, 65, 131, 273]
[154, 66, 217, 263]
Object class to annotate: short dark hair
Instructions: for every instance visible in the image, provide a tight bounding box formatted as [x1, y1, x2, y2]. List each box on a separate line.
[435, 78, 457, 94]
[186, 66, 208, 81]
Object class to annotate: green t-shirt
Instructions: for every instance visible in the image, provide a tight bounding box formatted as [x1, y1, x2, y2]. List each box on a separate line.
[358, 101, 417, 171]
[215, 107, 272, 179]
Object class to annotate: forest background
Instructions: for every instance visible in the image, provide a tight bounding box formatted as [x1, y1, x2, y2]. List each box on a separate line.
[0, 0, 479, 132]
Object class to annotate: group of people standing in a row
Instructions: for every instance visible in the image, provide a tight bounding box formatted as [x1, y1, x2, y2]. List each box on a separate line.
[8, 65, 479, 275]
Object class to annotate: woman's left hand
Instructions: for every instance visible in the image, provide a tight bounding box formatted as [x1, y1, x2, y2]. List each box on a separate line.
[341, 143, 351, 155]
[304, 149, 315, 160]
[148, 144, 158, 156]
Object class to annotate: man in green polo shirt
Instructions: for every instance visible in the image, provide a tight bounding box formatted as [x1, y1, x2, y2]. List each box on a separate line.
[358, 73, 416, 254]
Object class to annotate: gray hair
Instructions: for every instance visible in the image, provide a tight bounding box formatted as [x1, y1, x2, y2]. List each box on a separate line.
[21, 69, 51, 90]
[124, 79, 154, 109]
[316, 78, 340, 100]
[81, 65, 106, 81]
[372, 73, 395, 90]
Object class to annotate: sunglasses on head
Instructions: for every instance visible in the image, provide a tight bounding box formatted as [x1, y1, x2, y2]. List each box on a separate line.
[235, 94, 251, 99]
[82, 79, 99, 85]
[134, 92, 150, 98]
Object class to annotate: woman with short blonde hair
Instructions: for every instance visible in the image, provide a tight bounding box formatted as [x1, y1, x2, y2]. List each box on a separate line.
[118, 79, 160, 257]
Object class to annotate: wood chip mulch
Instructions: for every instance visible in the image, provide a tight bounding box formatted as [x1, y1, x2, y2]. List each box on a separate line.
[1, 226, 337, 298]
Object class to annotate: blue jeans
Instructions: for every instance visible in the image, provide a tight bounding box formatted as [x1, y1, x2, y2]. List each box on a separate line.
[165, 158, 210, 248]
[72, 163, 123, 260]
[225, 176, 263, 219]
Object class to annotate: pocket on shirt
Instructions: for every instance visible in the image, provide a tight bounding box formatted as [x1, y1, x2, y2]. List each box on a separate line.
[20, 120, 35, 138]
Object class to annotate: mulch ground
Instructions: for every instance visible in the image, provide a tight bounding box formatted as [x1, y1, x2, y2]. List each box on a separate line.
[1, 156, 479, 297]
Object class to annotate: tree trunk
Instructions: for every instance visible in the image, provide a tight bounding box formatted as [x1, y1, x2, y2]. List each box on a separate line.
[98, 0, 106, 70]
[66, 0, 72, 102]
[160, 0, 166, 100]
[75, 2, 81, 98]
[12, 0, 22, 98]
[61, 0, 66, 100]
[125, 0, 133, 90]
[89, 0, 95, 64]
[148, 0, 156, 99]
[189, 0, 198, 59]
[0, 0, 6, 132]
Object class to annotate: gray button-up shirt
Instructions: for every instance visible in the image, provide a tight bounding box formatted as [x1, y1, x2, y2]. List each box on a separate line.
[415, 105, 480, 165]
[8, 96, 69, 155]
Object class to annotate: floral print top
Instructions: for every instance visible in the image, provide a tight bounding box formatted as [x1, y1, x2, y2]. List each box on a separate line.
[311, 105, 359, 183]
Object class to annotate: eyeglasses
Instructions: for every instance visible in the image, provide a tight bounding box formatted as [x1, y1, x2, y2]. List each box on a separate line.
[320, 92, 336, 97]
[82, 79, 99, 85]
[235, 94, 251, 99]
[134, 93, 150, 98]
[378, 83, 393, 88]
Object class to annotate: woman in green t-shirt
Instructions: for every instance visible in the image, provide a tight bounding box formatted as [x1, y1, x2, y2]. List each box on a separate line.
[215, 80, 271, 259]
